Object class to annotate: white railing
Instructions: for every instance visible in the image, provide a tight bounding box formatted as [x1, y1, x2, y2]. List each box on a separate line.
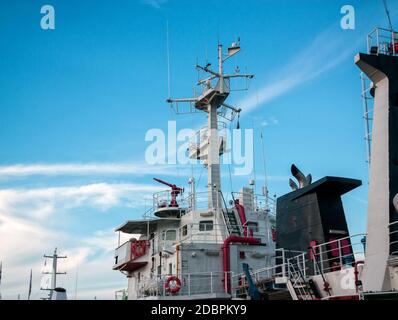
[142, 188, 276, 220]
[367, 27, 398, 56]
[230, 248, 304, 297]
[114, 289, 128, 300]
[389, 221, 398, 256]
[152, 190, 187, 212]
[307, 234, 366, 275]
[230, 234, 366, 298]
[184, 191, 210, 211]
[136, 271, 232, 298]
[231, 191, 276, 216]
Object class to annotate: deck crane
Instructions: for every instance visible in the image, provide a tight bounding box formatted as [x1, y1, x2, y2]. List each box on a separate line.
[153, 178, 184, 207]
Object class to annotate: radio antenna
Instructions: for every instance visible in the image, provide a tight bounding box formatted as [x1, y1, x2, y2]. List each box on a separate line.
[166, 20, 172, 99]
[382, 0, 394, 31]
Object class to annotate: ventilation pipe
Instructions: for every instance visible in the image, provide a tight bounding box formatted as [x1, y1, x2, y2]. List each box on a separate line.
[222, 236, 261, 294]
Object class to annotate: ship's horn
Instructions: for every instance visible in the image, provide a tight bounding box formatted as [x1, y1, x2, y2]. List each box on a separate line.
[289, 178, 299, 191]
[291, 164, 310, 188]
[394, 193, 398, 213]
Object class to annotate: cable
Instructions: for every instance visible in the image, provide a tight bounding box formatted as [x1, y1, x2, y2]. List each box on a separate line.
[382, 0, 394, 31]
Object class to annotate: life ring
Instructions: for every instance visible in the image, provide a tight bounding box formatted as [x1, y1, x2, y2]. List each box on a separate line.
[131, 240, 146, 258]
[165, 276, 181, 294]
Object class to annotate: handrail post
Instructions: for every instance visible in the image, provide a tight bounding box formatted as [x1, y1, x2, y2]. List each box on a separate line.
[338, 239, 343, 267]
[188, 274, 191, 296]
[376, 28, 380, 55]
[210, 272, 213, 293]
[367, 31, 373, 54]
[163, 276, 166, 296]
[282, 249, 286, 277]
[319, 246, 323, 274]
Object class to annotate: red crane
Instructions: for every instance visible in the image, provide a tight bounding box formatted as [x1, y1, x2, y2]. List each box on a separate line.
[153, 178, 184, 207]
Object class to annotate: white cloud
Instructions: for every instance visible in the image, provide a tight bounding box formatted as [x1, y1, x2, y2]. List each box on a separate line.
[142, 0, 168, 9]
[0, 183, 163, 221]
[238, 26, 362, 113]
[0, 162, 173, 178]
[0, 219, 127, 300]
[0, 182, 164, 299]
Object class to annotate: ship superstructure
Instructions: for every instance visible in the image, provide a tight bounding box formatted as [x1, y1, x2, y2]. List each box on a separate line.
[230, 27, 398, 301]
[113, 41, 277, 299]
[228, 27, 398, 301]
[113, 24, 398, 301]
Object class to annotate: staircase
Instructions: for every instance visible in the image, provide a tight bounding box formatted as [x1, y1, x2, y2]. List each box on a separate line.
[286, 261, 316, 300]
[223, 209, 241, 236]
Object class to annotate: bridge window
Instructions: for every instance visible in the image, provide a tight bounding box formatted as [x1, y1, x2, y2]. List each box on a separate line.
[165, 230, 177, 241]
[199, 220, 214, 231]
[247, 222, 259, 233]
[181, 225, 188, 237]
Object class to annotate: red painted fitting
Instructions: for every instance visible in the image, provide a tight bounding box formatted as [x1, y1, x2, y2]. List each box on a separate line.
[222, 235, 261, 293]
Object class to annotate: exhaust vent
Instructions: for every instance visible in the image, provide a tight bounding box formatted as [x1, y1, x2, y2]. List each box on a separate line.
[289, 164, 312, 190]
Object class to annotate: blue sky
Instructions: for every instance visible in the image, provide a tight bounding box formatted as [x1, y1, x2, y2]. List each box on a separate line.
[0, 0, 397, 299]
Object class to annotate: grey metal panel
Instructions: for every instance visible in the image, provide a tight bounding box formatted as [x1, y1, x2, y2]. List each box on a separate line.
[180, 243, 224, 295]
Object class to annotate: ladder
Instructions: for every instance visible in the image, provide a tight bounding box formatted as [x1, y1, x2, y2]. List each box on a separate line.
[286, 261, 315, 300]
[360, 72, 374, 165]
[223, 209, 242, 236]
[218, 191, 242, 236]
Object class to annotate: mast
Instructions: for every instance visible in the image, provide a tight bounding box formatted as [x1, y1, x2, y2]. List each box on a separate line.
[167, 39, 254, 210]
[41, 248, 67, 299]
[260, 131, 269, 209]
[28, 269, 32, 300]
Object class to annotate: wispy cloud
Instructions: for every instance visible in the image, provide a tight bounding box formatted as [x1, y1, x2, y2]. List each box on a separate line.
[0, 162, 180, 178]
[0, 182, 163, 220]
[0, 221, 125, 299]
[0, 182, 159, 300]
[260, 116, 279, 127]
[142, 0, 168, 9]
[238, 26, 362, 113]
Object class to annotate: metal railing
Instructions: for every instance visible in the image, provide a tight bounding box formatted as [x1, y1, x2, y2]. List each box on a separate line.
[389, 221, 398, 256]
[136, 271, 232, 298]
[307, 234, 365, 276]
[114, 289, 128, 300]
[231, 191, 276, 216]
[230, 248, 304, 296]
[141, 188, 276, 220]
[152, 190, 187, 212]
[230, 234, 366, 297]
[367, 27, 398, 56]
[184, 191, 211, 211]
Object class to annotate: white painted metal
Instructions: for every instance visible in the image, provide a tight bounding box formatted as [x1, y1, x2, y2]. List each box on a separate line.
[355, 56, 392, 292]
